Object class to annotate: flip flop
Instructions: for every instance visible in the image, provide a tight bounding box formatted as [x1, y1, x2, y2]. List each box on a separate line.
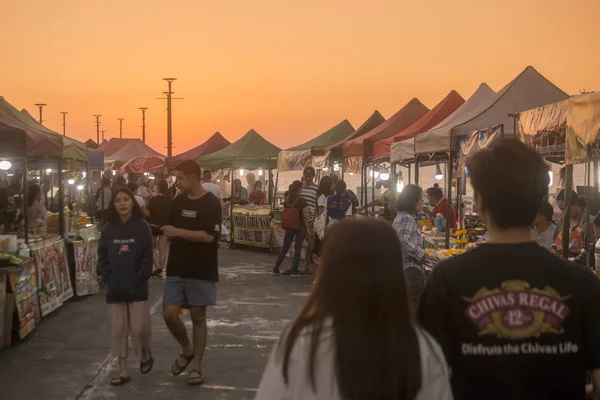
[110, 376, 131, 386]
[171, 353, 194, 376]
[188, 370, 205, 386]
[140, 350, 155, 375]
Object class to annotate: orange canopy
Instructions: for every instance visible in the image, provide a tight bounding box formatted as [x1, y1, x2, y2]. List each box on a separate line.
[372, 91, 465, 160]
[341, 98, 429, 158]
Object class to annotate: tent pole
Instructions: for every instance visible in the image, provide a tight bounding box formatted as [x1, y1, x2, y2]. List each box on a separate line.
[415, 161, 420, 187]
[445, 153, 453, 249]
[594, 161, 599, 192]
[230, 168, 235, 249]
[371, 160, 376, 216]
[272, 170, 279, 210]
[562, 165, 574, 258]
[58, 158, 64, 237]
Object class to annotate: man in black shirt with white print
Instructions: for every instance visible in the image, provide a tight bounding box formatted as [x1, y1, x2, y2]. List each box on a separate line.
[418, 139, 600, 400]
[162, 160, 221, 386]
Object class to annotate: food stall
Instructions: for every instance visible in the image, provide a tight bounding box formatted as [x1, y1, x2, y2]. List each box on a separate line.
[195, 129, 280, 249]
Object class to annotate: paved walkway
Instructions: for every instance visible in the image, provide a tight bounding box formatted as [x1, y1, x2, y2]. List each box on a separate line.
[0, 249, 311, 400]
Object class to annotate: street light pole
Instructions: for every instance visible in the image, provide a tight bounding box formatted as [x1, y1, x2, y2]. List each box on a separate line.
[157, 78, 183, 158]
[101, 130, 106, 141]
[60, 112, 68, 136]
[34, 103, 47, 124]
[118, 118, 125, 138]
[139, 107, 148, 143]
[93, 115, 102, 144]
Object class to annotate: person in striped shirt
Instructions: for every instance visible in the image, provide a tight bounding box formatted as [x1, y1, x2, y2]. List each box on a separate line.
[300, 166, 318, 274]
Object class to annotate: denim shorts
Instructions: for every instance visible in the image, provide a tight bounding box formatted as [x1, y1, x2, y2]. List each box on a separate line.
[163, 276, 217, 308]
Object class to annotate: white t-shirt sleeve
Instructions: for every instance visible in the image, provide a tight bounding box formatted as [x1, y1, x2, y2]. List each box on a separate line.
[255, 345, 290, 400]
[345, 202, 352, 217]
[317, 194, 327, 209]
[135, 196, 145, 207]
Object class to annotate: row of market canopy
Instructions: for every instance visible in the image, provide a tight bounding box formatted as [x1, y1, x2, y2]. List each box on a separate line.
[3, 65, 597, 175]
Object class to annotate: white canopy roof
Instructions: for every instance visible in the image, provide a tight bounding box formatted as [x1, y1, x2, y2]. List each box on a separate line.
[410, 83, 495, 157]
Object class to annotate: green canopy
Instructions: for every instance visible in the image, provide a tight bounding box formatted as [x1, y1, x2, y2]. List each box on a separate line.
[20, 110, 88, 161]
[286, 119, 355, 151]
[195, 129, 281, 169]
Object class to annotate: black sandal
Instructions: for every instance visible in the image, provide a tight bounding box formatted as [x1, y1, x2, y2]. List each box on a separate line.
[188, 370, 205, 386]
[171, 353, 194, 376]
[140, 350, 154, 375]
[110, 376, 131, 386]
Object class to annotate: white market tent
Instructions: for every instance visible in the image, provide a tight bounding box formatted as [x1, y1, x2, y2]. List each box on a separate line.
[413, 66, 569, 155]
[405, 83, 495, 162]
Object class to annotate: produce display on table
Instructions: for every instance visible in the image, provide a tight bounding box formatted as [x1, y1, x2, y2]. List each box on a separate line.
[0, 253, 25, 266]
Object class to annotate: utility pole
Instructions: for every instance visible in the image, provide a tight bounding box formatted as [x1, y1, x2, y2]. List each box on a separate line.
[101, 130, 106, 141]
[60, 112, 68, 136]
[118, 118, 125, 138]
[139, 107, 148, 143]
[93, 115, 102, 144]
[34, 103, 47, 124]
[157, 78, 183, 157]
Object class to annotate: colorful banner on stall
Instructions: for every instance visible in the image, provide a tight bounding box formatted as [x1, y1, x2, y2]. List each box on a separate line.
[518, 99, 569, 160]
[34, 239, 73, 317]
[73, 240, 100, 296]
[232, 206, 272, 248]
[277, 150, 330, 172]
[8, 259, 40, 339]
[565, 93, 600, 164]
[456, 125, 502, 177]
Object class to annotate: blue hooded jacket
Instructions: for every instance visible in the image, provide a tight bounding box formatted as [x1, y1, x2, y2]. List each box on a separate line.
[98, 217, 153, 303]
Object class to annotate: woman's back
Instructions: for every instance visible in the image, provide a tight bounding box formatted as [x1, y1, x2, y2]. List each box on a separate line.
[256, 323, 451, 400]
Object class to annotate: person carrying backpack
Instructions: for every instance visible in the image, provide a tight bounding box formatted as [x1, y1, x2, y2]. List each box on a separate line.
[273, 181, 309, 277]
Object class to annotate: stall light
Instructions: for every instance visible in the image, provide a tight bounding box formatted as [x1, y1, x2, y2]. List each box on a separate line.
[82, 172, 87, 178]
[258, 169, 263, 176]
[144, 172, 149, 176]
[76, 185, 84, 191]
[112, 170, 116, 176]
[397, 180, 404, 193]
[434, 163, 443, 181]
[6, 173, 13, 177]
[322, 167, 329, 172]
[548, 171, 553, 187]
[349, 172, 354, 176]
[369, 170, 380, 178]
[380, 172, 390, 180]
[217, 179, 221, 182]
[46, 168, 52, 174]
[239, 169, 245, 176]
[68, 179, 75, 185]
[0, 161, 11, 171]
[148, 175, 155, 180]
[333, 163, 340, 172]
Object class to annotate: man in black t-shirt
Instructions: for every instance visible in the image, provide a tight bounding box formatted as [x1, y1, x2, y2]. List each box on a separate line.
[418, 139, 600, 400]
[161, 160, 222, 386]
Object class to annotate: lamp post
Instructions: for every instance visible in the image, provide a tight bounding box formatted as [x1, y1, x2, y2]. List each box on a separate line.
[93, 115, 102, 144]
[34, 103, 47, 124]
[118, 118, 125, 138]
[139, 107, 148, 143]
[157, 78, 183, 157]
[60, 112, 68, 135]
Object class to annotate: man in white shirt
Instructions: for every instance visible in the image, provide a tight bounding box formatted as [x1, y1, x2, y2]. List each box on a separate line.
[202, 170, 222, 199]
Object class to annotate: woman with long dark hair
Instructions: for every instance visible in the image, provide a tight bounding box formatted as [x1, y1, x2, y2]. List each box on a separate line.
[273, 181, 310, 276]
[256, 219, 451, 400]
[98, 187, 154, 386]
[145, 179, 172, 277]
[393, 184, 427, 308]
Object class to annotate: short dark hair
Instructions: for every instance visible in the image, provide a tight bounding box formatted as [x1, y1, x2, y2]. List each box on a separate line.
[127, 181, 138, 193]
[102, 177, 110, 187]
[395, 184, 422, 215]
[203, 169, 212, 180]
[335, 180, 347, 195]
[556, 189, 579, 206]
[105, 187, 145, 223]
[157, 179, 168, 195]
[303, 166, 316, 177]
[176, 160, 201, 180]
[27, 184, 41, 207]
[466, 138, 549, 229]
[538, 201, 554, 222]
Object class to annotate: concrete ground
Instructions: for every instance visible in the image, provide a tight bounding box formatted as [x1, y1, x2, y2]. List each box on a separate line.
[0, 249, 311, 400]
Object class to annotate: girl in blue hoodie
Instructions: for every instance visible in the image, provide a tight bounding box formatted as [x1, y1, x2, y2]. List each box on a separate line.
[98, 187, 154, 386]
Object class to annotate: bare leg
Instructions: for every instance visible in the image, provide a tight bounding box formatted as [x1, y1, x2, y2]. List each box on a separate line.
[163, 305, 194, 370]
[152, 235, 160, 272]
[158, 235, 168, 270]
[188, 306, 207, 384]
[119, 357, 127, 377]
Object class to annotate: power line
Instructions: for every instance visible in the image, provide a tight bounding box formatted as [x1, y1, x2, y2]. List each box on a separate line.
[139, 107, 148, 143]
[118, 118, 125, 138]
[34, 103, 47, 124]
[60, 112, 68, 136]
[157, 78, 183, 157]
[93, 115, 102, 144]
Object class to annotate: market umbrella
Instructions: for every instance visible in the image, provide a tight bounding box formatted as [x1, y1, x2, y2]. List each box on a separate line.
[120, 155, 165, 173]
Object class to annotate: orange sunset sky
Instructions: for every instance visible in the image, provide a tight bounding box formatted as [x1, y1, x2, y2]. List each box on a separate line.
[2, 0, 600, 154]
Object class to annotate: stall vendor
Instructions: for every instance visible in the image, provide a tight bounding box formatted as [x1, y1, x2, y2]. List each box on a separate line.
[27, 184, 47, 229]
[249, 181, 265, 205]
[424, 184, 457, 231]
[530, 201, 555, 249]
[223, 179, 249, 205]
[554, 190, 594, 261]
